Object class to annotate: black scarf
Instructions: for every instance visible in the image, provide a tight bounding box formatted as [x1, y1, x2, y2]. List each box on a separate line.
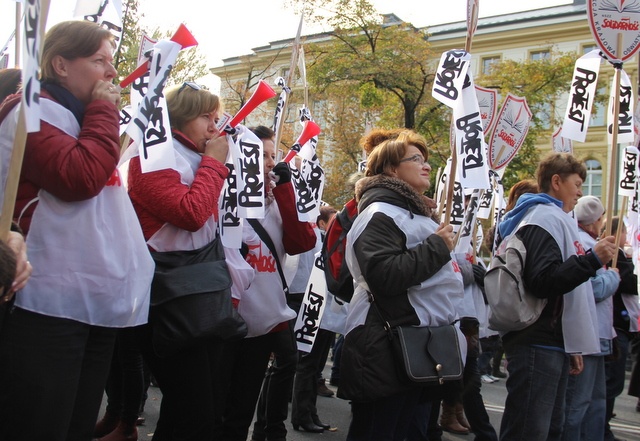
[41, 80, 85, 126]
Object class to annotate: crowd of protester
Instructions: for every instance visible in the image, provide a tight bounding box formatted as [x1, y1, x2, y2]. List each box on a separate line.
[0, 19, 639, 441]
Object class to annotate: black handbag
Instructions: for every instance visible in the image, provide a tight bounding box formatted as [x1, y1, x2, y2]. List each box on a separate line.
[370, 293, 463, 385]
[391, 324, 464, 384]
[149, 236, 247, 358]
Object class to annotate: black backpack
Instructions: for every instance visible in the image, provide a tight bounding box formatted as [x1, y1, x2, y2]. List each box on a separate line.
[321, 198, 358, 303]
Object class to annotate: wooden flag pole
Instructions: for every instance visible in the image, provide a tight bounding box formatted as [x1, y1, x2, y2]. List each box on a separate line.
[0, 0, 51, 240]
[611, 195, 627, 268]
[14, 1, 21, 68]
[444, 0, 477, 224]
[273, 13, 304, 152]
[604, 33, 624, 237]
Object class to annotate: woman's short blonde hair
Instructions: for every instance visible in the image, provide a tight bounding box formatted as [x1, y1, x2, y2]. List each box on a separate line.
[41, 21, 115, 82]
[364, 130, 428, 177]
[165, 84, 221, 132]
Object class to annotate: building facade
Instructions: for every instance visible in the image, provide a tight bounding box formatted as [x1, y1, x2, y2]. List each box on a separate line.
[211, 0, 638, 205]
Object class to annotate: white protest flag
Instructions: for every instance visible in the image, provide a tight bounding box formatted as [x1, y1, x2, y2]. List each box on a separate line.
[475, 85, 499, 134]
[561, 49, 601, 143]
[21, 0, 46, 133]
[630, 179, 640, 275]
[219, 130, 245, 248]
[290, 161, 318, 222]
[477, 181, 494, 220]
[294, 251, 328, 353]
[453, 73, 491, 189]
[119, 34, 156, 137]
[126, 39, 179, 173]
[292, 107, 323, 222]
[272, 77, 290, 142]
[475, 221, 484, 255]
[432, 50, 471, 109]
[235, 128, 265, 219]
[75, 0, 123, 50]
[552, 127, 573, 153]
[455, 188, 482, 254]
[619, 145, 639, 197]
[607, 70, 635, 145]
[488, 94, 532, 172]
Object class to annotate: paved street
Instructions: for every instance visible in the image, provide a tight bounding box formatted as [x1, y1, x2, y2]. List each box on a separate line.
[108, 362, 640, 440]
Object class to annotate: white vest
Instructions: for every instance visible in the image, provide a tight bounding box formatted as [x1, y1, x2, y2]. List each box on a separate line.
[9, 99, 154, 327]
[345, 202, 465, 334]
[578, 229, 616, 341]
[520, 203, 600, 354]
[239, 200, 296, 337]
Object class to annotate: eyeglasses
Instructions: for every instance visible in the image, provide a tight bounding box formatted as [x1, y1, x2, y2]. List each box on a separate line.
[178, 81, 202, 94]
[399, 154, 428, 166]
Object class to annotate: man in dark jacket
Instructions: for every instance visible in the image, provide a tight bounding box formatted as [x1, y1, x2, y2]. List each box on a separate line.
[496, 153, 617, 441]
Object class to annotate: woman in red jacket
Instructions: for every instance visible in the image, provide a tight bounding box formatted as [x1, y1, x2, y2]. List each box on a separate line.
[0, 21, 154, 441]
[125, 82, 230, 441]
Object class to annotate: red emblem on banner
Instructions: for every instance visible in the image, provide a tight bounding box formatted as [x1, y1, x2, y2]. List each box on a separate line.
[588, 0, 640, 62]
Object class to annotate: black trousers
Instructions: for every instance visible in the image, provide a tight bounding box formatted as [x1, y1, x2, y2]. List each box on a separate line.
[104, 326, 145, 421]
[251, 324, 298, 441]
[138, 324, 218, 441]
[0, 307, 116, 441]
[291, 328, 334, 425]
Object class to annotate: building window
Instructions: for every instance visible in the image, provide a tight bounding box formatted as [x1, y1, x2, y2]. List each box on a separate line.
[583, 159, 602, 198]
[481, 56, 501, 75]
[582, 44, 598, 54]
[530, 50, 550, 60]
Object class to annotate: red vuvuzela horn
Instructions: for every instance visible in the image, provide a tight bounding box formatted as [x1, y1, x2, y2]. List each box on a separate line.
[228, 80, 277, 129]
[283, 120, 321, 163]
[119, 24, 198, 88]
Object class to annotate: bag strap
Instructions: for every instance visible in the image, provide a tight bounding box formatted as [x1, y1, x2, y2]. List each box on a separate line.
[247, 218, 289, 294]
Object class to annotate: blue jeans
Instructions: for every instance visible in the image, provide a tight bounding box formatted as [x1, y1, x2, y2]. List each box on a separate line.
[562, 354, 606, 441]
[499, 345, 570, 441]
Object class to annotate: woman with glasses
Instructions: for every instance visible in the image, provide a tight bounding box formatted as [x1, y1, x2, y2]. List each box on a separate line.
[0, 21, 154, 441]
[124, 82, 234, 441]
[338, 128, 464, 441]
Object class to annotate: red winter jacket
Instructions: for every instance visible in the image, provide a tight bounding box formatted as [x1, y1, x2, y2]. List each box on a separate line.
[1, 91, 120, 234]
[126, 131, 229, 245]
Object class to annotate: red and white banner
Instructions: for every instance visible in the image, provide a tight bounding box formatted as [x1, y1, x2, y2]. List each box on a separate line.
[561, 49, 602, 142]
[552, 127, 573, 153]
[488, 94, 532, 171]
[607, 69, 634, 145]
[476, 85, 499, 134]
[588, 0, 640, 62]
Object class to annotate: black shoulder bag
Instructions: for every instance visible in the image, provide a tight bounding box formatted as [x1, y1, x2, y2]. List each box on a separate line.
[369, 292, 463, 384]
[149, 234, 248, 358]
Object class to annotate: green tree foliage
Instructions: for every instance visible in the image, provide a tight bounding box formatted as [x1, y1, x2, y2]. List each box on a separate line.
[303, 0, 434, 130]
